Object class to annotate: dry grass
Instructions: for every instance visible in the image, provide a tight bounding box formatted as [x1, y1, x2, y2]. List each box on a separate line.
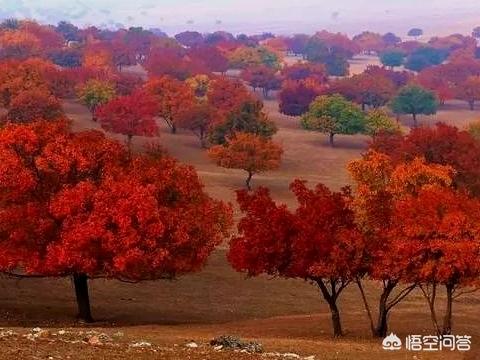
[1, 59, 480, 359]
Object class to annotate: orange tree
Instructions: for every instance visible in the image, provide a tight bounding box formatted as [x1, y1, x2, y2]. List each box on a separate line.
[228, 180, 366, 337]
[208, 132, 282, 190]
[348, 151, 456, 337]
[144, 75, 195, 134]
[0, 120, 233, 322]
[390, 186, 480, 335]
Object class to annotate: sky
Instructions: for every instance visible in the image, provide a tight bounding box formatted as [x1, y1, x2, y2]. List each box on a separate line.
[0, 0, 479, 36]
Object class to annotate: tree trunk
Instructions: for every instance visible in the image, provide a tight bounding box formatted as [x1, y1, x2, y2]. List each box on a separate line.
[199, 129, 207, 148]
[316, 279, 344, 337]
[126, 134, 133, 152]
[328, 301, 343, 337]
[362, 103, 366, 111]
[469, 100, 475, 111]
[245, 171, 253, 190]
[329, 133, 335, 147]
[73, 273, 93, 323]
[171, 123, 177, 134]
[412, 113, 417, 128]
[374, 281, 396, 337]
[442, 283, 454, 335]
[356, 279, 376, 336]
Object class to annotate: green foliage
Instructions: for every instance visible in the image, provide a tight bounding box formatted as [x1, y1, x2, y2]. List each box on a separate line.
[405, 47, 448, 72]
[228, 46, 280, 69]
[77, 80, 116, 114]
[364, 109, 400, 136]
[389, 85, 438, 124]
[380, 50, 405, 68]
[468, 120, 480, 142]
[305, 37, 349, 76]
[407, 28, 423, 38]
[301, 94, 366, 145]
[209, 100, 277, 145]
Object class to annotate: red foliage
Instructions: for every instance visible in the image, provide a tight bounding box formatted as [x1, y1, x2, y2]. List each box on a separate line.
[229, 180, 365, 336]
[6, 89, 64, 123]
[281, 62, 328, 83]
[207, 76, 251, 113]
[370, 123, 480, 196]
[328, 72, 395, 109]
[417, 67, 455, 104]
[96, 90, 158, 144]
[145, 47, 206, 80]
[278, 78, 325, 116]
[240, 65, 281, 96]
[187, 45, 229, 73]
[0, 120, 233, 319]
[144, 75, 196, 133]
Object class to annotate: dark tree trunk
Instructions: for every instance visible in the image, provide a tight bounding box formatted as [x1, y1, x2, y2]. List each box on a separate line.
[374, 281, 396, 337]
[199, 129, 207, 148]
[328, 301, 343, 337]
[329, 133, 335, 147]
[73, 273, 93, 323]
[126, 134, 133, 151]
[361, 103, 366, 111]
[442, 283, 454, 335]
[316, 279, 344, 337]
[412, 113, 417, 128]
[245, 171, 253, 190]
[171, 123, 177, 134]
[469, 100, 475, 111]
[356, 279, 376, 336]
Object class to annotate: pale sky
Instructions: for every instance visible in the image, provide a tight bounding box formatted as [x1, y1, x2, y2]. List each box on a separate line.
[0, 0, 479, 36]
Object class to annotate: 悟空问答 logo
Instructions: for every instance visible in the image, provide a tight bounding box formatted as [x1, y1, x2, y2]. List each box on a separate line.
[382, 333, 402, 350]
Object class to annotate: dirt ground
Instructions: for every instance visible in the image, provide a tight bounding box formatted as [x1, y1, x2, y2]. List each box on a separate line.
[1, 59, 480, 359]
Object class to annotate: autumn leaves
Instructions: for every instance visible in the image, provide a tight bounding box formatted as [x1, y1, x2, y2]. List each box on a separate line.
[230, 126, 480, 337]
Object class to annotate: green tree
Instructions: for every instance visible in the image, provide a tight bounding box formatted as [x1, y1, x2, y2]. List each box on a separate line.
[208, 100, 277, 145]
[364, 109, 399, 137]
[77, 79, 116, 120]
[380, 50, 405, 69]
[468, 120, 480, 142]
[389, 85, 438, 127]
[301, 94, 366, 147]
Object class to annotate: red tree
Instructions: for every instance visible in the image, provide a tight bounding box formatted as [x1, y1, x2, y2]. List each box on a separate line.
[0, 121, 233, 322]
[96, 90, 158, 149]
[144, 75, 195, 133]
[390, 186, 480, 335]
[456, 75, 480, 110]
[281, 62, 328, 83]
[417, 66, 455, 105]
[187, 45, 229, 73]
[278, 78, 325, 116]
[177, 102, 221, 147]
[229, 180, 365, 336]
[206, 76, 251, 114]
[6, 89, 64, 123]
[241, 65, 281, 97]
[370, 123, 480, 196]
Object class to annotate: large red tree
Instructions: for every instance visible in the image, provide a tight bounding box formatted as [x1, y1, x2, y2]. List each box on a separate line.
[0, 121, 232, 322]
[95, 90, 158, 149]
[229, 180, 366, 337]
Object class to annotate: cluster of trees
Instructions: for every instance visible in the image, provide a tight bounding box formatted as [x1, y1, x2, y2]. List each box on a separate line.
[230, 123, 480, 337]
